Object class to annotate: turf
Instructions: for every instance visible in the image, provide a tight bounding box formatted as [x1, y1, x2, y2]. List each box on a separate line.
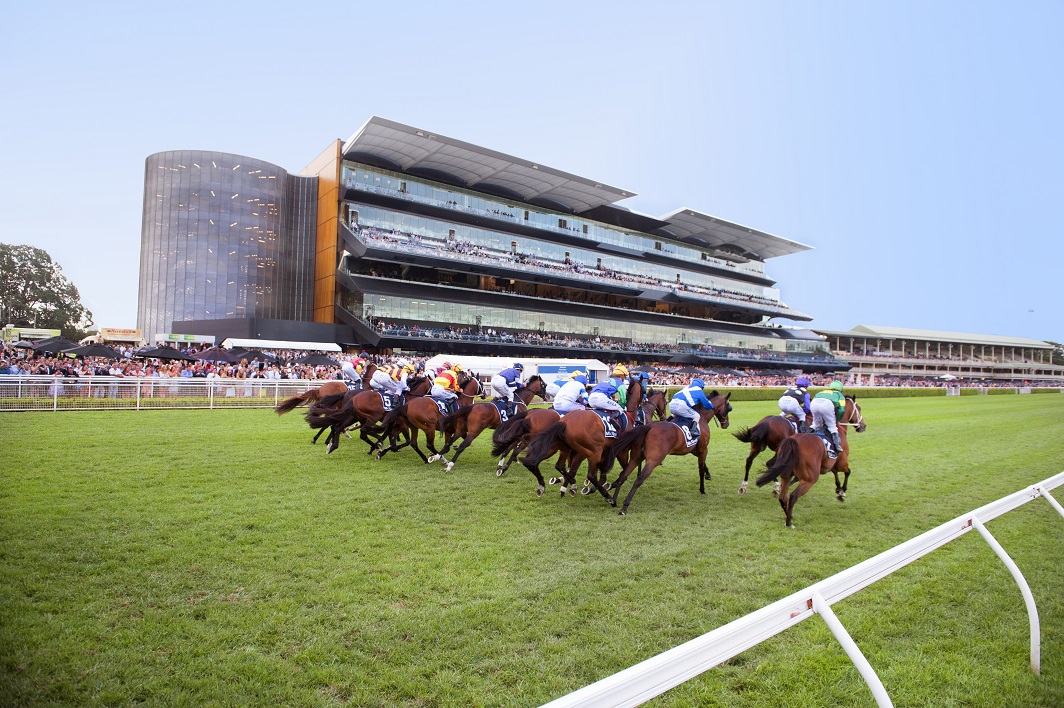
[1, 394, 1062, 706]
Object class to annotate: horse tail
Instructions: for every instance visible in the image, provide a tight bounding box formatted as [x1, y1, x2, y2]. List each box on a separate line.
[522, 420, 568, 467]
[756, 437, 799, 487]
[442, 405, 474, 436]
[491, 414, 532, 457]
[733, 420, 770, 445]
[314, 391, 347, 409]
[602, 425, 650, 473]
[304, 398, 349, 430]
[276, 386, 324, 415]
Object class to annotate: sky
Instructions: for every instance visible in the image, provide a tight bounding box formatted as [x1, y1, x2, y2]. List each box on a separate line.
[1, 1, 1061, 343]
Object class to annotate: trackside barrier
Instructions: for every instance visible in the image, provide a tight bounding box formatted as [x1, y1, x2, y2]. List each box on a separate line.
[541, 471, 1064, 708]
[0, 376, 322, 412]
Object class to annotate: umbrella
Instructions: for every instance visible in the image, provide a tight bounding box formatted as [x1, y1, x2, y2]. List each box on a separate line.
[11, 340, 37, 349]
[667, 353, 703, 364]
[136, 346, 198, 362]
[630, 365, 659, 373]
[191, 346, 242, 363]
[231, 349, 274, 362]
[32, 337, 79, 353]
[295, 354, 339, 367]
[62, 343, 121, 360]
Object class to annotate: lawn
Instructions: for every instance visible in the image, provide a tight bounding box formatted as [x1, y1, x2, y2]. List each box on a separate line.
[1, 394, 1062, 706]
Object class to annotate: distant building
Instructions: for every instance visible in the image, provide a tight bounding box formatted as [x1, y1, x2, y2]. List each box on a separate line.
[138, 117, 844, 372]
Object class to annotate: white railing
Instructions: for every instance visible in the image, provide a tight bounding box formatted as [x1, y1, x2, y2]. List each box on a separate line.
[542, 471, 1064, 708]
[0, 376, 327, 412]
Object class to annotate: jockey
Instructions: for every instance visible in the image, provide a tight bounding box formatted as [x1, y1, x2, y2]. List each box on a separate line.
[778, 376, 812, 431]
[810, 380, 846, 455]
[553, 373, 589, 414]
[431, 363, 465, 414]
[669, 378, 713, 428]
[340, 360, 362, 385]
[428, 360, 453, 380]
[491, 363, 525, 415]
[588, 364, 629, 420]
[371, 362, 415, 397]
[545, 369, 583, 399]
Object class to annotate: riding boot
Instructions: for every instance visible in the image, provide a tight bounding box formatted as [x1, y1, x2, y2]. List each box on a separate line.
[831, 431, 843, 455]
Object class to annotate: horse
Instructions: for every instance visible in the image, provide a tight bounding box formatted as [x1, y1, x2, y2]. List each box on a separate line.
[754, 396, 867, 527]
[373, 372, 487, 467]
[304, 375, 431, 454]
[277, 363, 378, 444]
[732, 414, 798, 496]
[517, 375, 652, 499]
[600, 391, 733, 515]
[431, 375, 548, 470]
[491, 378, 666, 479]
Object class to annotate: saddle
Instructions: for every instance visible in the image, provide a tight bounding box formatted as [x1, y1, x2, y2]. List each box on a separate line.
[780, 413, 800, 434]
[668, 417, 700, 448]
[813, 430, 839, 459]
[430, 396, 457, 416]
[344, 379, 364, 392]
[592, 409, 628, 438]
[376, 390, 404, 412]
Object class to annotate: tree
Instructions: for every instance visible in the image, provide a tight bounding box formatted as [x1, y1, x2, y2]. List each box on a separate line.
[1047, 341, 1064, 366]
[0, 243, 94, 338]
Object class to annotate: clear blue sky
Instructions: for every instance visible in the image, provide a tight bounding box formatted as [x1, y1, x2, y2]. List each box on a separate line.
[2, 1, 1061, 342]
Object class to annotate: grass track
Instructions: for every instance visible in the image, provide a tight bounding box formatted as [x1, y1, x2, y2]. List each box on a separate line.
[1, 394, 1062, 706]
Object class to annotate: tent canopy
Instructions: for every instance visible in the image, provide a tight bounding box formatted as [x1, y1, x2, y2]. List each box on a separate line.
[221, 338, 341, 352]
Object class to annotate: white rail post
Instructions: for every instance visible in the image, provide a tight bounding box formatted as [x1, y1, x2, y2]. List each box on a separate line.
[811, 592, 893, 708]
[53, 381, 58, 412]
[1038, 487, 1064, 519]
[970, 515, 1040, 675]
[136, 377, 141, 411]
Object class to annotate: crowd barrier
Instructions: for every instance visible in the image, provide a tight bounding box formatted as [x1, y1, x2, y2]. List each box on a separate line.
[0, 376, 320, 412]
[541, 472, 1064, 707]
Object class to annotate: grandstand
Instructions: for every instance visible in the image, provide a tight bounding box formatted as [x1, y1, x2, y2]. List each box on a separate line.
[816, 325, 1064, 383]
[140, 117, 848, 373]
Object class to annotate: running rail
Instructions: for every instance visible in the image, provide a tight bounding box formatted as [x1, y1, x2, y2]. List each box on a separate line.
[542, 471, 1064, 708]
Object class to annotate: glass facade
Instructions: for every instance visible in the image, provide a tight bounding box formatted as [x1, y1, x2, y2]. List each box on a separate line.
[138, 151, 316, 335]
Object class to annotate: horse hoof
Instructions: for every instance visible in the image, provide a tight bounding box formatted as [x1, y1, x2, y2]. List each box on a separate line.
[326, 443, 335, 454]
[535, 487, 544, 497]
[375, 453, 383, 461]
[549, 477, 559, 485]
[602, 481, 611, 491]
[837, 492, 846, 502]
[496, 467, 505, 477]
[582, 479, 590, 488]
[738, 482, 748, 496]
[445, 462, 454, 472]
[580, 486, 591, 496]
[568, 487, 577, 497]
[427, 454, 439, 463]
[619, 509, 627, 516]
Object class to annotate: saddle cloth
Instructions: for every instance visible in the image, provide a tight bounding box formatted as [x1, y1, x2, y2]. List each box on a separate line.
[344, 380, 364, 392]
[592, 409, 628, 438]
[429, 397, 452, 416]
[812, 431, 839, 459]
[375, 390, 402, 412]
[491, 399, 525, 422]
[669, 417, 700, 448]
[780, 414, 799, 434]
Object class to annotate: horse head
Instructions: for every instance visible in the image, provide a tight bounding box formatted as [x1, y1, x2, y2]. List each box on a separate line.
[844, 395, 866, 432]
[523, 375, 547, 401]
[707, 390, 733, 429]
[625, 375, 644, 412]
[458, 371, 482, 400]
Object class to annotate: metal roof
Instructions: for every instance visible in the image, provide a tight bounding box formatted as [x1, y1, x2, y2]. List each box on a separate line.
[342, 117, 635, 214]
[658, 208, 813, 260]
[814, 325, 1052, 349]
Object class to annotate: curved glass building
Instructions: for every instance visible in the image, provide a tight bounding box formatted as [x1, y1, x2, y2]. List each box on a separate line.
[137, 151, 316, 335]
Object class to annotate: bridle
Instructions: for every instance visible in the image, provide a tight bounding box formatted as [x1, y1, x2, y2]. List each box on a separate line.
[838, 396, 866, 432]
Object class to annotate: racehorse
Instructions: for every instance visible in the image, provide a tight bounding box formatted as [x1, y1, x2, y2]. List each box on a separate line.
[304, 375, 431, 454]
[432, 376, 548, 470]
[601, 391, 732, 515]
[491, 378, 667, 478]
[373, 372, 487, 467]
[517, 375, 652, 499]
[274, 362, 376, 415]
[755, 396, 866, 527]
[732, 414, 797, 495]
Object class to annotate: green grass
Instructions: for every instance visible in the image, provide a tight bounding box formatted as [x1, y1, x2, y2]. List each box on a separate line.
[1, 395, 1063, 706]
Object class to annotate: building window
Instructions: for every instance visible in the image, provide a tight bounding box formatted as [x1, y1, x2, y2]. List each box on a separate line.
[511, 241, 518, 254]
[582, 224, 588, 234]
[558, 218, 567, 229]
[655, 242, 662, 251]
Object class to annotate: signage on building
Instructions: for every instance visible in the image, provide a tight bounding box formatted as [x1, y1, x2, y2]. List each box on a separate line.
[156, 333, 216, 344]
[98, 328, 144, 343]
[1, 326, 62, 343]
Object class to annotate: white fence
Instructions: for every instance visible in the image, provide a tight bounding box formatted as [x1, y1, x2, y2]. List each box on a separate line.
[542, 472, 1064, 708]
[0, 375, 321, 411]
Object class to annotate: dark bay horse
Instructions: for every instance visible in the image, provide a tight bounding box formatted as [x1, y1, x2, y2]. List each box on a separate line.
[373, 372, 486, 468]
[518, 376, 651, 499]
[601, 391, 732, 515]
[304, 375, 430, 454]
[732, 414, 797, 495]
[491, 378, 667, 478]
[755, 396, 866, 527]
[275, 363, 376, 415]
[433, 376, 548, 470]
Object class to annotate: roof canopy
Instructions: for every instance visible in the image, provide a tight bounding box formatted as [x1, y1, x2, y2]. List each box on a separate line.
[342, 117, 635, 214]
[814, 325, 1052, 349]
[221, 338, 341, 352]
[657, 208, 812, 260]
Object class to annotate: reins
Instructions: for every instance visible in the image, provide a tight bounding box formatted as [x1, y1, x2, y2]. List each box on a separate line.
[838, 398, 864, 427]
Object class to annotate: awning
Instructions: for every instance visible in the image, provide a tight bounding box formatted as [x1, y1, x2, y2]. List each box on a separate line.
[221, 338, 342, 352]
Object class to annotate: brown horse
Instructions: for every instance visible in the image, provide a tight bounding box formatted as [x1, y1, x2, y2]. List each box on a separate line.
[601, 391, 732, 515]
[433, 376, 548, 470]
[755, 396, 867, 527]
[373, 372, 486, 467]
[304, 375, 431, 454]
[491, 378, 666, 478]
[732, 414, 798, 495]
[518, 376, 651, 499]
[274, 363, 376, 415]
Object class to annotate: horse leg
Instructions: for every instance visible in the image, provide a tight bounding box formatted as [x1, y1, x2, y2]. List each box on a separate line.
[739, 444, 761, 495]
[785, 479, 816, 528]
[609, 453, 643, 508]
[619, 459, 660, 515]
[698, 442, 711, 495]
[312, 425, 328, 444]
[833, 468, 851, 501]
[497, 440, 524, 477]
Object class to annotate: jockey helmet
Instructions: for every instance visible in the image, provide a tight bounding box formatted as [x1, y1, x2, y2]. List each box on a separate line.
[396, 358, 410, 367]
[440, 361, 452, 371]
[452, 363, 464, 373]
[570, 370, 586, 379]
[574, 374, 588, 385]
[612, 365, 629, 378]
[691, 378, 705, 389]
[829, 380, 844, 391]
[402, 364, 416, 374]
[513, 363, 524, 371]
[796, 376, 810, 387]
